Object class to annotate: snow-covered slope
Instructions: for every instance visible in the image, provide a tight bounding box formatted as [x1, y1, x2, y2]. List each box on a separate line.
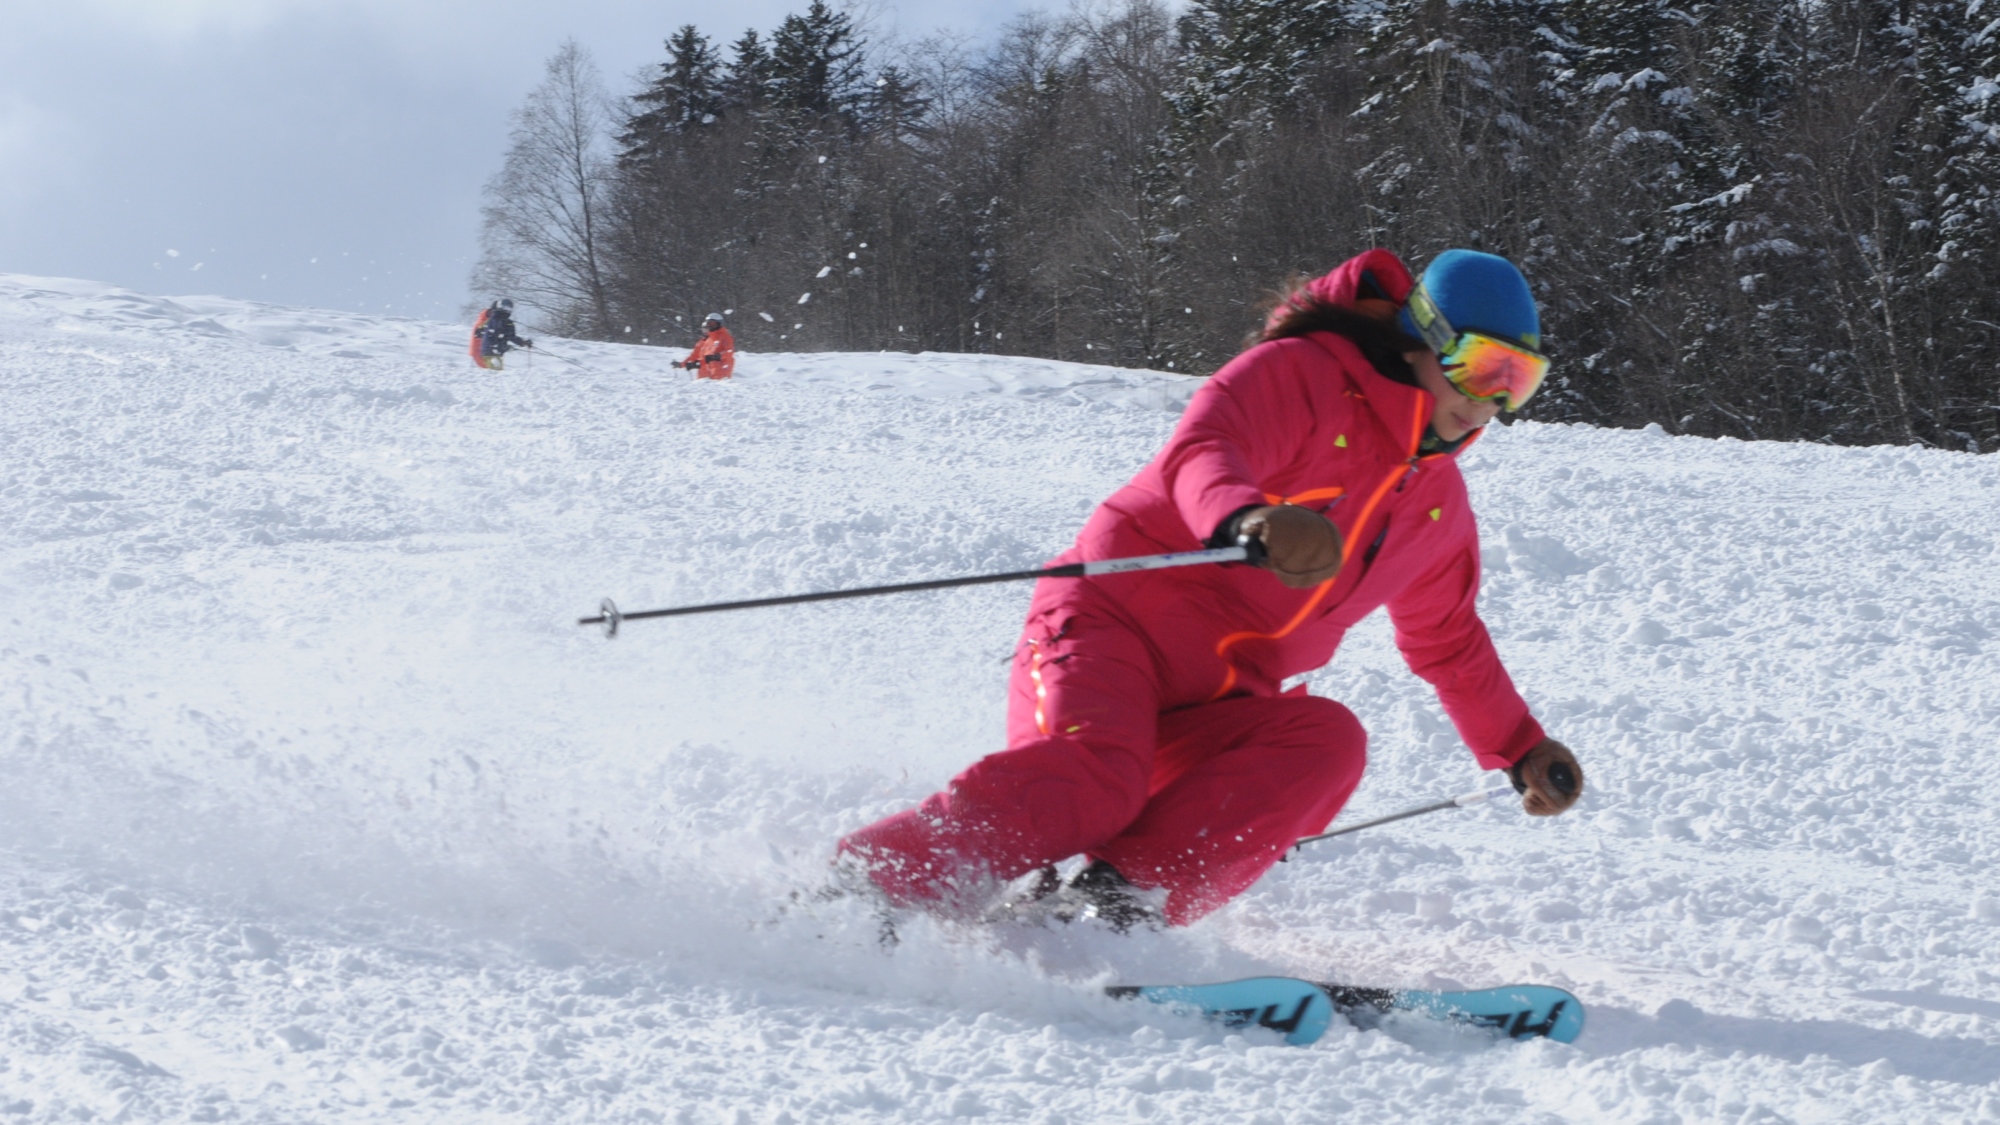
[2, 274, 1997, 1123]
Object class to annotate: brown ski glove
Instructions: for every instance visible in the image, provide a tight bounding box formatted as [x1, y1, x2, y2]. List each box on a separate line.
[1236, 504, 1344, 589]
[1509, 738, 1584, 816]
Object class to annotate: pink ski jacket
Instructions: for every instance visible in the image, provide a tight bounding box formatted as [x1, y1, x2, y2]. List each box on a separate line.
[1049, 250, 1544, 770]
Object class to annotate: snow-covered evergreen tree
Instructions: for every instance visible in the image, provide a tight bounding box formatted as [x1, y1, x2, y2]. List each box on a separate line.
[1170, 0, 1350, 134]
[1351, 0, 1568, 252]
[858, 66, 930, 143]
[768, 1, 869, 126]
[618, 25, 724, 170]
[1824, 0, 2000, 447]
[1557, 0, 1676, 78]
[1903, 1, 2000, 307]
[721, 29, 775, 113]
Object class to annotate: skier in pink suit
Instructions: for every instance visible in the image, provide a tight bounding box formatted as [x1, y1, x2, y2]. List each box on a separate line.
[838, 248, 1586, 928]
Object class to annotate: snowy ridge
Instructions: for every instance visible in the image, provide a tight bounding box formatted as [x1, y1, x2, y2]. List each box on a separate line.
[1, 275, 1997, 1121]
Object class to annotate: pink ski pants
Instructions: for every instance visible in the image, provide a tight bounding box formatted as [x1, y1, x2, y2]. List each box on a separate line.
[837, 599, 1366, 925]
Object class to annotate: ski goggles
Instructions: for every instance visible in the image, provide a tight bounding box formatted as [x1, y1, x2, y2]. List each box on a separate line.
[1405, 284, 1550, 411]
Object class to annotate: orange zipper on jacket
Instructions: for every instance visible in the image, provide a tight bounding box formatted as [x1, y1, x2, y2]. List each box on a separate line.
[1205, 391, 1429, 702]
[1261, 486, 1347, 507]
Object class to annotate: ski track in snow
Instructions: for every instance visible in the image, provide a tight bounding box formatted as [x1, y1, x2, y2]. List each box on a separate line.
[1, 273, 1997, 1122]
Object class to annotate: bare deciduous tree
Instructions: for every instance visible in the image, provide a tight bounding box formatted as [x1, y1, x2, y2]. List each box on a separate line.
[472, 41, 617, 337]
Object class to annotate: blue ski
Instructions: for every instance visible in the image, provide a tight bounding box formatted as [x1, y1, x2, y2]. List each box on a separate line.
[1105, 977, 1584, 1046]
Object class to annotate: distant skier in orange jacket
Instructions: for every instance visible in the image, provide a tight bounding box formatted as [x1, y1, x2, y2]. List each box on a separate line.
[679, 313, 735, 379]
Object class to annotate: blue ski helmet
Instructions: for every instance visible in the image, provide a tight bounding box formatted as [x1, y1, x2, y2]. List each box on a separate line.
[1397, 250, 1539, 351]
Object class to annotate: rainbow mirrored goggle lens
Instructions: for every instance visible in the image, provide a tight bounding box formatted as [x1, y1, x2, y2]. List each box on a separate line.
[1439, 332, 1549, 411]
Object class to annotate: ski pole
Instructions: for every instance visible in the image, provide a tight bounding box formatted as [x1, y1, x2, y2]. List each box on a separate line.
[580, 543, 1260, 638]
[1290, 785, 1517, 852]
[1290, 761, 1577, 851]
[533, 347, 585, 368]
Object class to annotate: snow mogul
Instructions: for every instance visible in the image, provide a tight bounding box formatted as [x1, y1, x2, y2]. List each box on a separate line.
[838, 249, 1585, 929]
[470, 298, 534, 371]
[677, 313, 735, 379]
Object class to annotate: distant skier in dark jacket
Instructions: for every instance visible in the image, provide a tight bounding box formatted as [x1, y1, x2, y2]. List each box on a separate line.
[470, 298, 533, 370]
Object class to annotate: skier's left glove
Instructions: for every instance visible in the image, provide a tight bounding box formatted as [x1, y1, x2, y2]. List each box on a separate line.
[1509, 738, 1583, 816]
[521, 339, 535, 348]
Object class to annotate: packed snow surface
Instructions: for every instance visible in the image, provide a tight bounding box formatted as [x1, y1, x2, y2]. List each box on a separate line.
[2, 273, 1999, 1123]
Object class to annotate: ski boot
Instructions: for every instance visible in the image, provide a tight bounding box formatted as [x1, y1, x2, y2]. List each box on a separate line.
[1053, 860, 1165, 934]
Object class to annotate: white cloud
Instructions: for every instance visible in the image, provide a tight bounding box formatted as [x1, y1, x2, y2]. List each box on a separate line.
[0, 95, 78, 210]
[45, 0, 308, 38]
[54, 0, 1041, 54]
[23, 0, 546, 64]
[61, 0, 440, 36]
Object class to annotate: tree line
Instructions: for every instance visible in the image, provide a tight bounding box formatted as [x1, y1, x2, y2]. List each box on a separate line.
[473, 0, 2000, 450]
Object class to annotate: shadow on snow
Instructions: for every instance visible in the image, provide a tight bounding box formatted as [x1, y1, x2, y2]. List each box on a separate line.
[1587, 997, 2000, 1085]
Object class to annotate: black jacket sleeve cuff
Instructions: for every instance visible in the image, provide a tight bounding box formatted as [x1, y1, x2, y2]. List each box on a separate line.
[1205, 504, 1264, 550]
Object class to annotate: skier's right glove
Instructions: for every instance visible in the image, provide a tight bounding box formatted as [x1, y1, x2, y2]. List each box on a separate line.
[1509, 738, 1584, 816]
[1233, 504, 1344, 588]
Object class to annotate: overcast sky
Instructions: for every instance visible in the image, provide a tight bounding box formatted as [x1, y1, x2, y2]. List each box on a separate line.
[0, 0, 1044, 323]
